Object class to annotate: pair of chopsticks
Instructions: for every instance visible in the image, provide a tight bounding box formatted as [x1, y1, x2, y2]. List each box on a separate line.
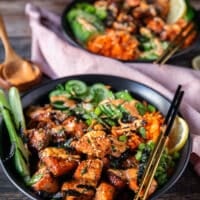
[155, 22, 196, 65]
[134, 85, 184, 200]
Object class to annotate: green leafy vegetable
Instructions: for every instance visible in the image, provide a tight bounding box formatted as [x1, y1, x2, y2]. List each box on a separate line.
[99, 103, 122, 119]
[115, 90, 133, 101]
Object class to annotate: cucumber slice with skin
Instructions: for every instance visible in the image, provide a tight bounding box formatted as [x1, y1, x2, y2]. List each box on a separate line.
[65, 80, 88, 97]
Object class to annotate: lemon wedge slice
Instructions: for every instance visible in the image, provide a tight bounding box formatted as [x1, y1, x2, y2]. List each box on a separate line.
[167, 0, 187, 24]
[192, 55, 200, 70]
[167, 117, 189, 154]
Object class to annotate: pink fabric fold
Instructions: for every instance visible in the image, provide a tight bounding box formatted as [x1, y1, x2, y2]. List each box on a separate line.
[25, 3, 200, 175]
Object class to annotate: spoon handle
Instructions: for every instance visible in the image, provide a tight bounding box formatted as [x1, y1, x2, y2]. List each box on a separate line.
[0, 15, 19, 62]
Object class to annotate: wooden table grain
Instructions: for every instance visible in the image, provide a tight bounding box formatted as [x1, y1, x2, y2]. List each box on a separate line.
[0, 1, 200, 200]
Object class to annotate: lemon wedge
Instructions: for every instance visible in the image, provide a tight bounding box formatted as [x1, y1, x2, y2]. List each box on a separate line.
[192, 55, 200, 70]
[167, 0, 187, 24]
[167, 117, 189, 154]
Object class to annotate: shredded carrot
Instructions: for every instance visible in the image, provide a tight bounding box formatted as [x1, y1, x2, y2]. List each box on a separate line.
[87, 29, 140, 60]
[144, 112, 164, 143]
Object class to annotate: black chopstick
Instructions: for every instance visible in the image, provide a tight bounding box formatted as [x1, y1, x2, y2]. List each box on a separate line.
[164, 85, 182, 124]
[164, 91, 184, 136]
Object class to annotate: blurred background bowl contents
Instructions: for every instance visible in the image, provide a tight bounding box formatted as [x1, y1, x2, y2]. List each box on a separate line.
[62, 0, 198, 61]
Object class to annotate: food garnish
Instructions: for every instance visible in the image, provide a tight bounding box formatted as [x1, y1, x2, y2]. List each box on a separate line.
[168, 116, 189, 154]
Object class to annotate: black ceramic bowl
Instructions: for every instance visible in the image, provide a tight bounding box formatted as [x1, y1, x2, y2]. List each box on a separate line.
[0, 75, 191, 200]
[61, 0, 199, 63]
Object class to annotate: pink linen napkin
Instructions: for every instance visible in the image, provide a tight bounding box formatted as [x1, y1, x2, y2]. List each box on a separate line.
[25, 3, 200, 175]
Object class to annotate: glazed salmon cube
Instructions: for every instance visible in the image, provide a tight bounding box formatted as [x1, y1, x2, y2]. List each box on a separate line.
[73, 159, 103, 187]
[31, 165, 59, 193]
[107, 169, 126, 189]
[71, 131, 111, 158]
[62, 180, 95, 200]
[26, 128, 51, 151]
[94, 182, 115, 200]
[40, 147, 80, 176]
[62, 116, 87, 138]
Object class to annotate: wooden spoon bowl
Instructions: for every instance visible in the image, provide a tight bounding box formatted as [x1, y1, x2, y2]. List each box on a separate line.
[1, 59, 42, 90]
[0, 15, 42, 91]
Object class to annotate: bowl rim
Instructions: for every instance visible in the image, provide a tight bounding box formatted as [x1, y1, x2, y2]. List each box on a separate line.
[0, 74, 192, 200]
[61, 0, 200, 63]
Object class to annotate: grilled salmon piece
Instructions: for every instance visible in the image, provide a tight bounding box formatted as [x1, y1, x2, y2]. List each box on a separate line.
[107, 168, 139, 191]
[73, 159, 103, 187]
[31, 165, 59, 193]
[71, 131, 111, 158]
[26, 128, 51, 151]
[40, 147, 80, 176]
[27, 105, 69, 123]
[107, 169, 127, 189]
[26, 105, 52, 120]
[94, 182, 115, 200]
[108, 135, 127, 158]
[62, 180, 95, 200]
[63, 116, 87, 138]
[125, 168, 157, 196]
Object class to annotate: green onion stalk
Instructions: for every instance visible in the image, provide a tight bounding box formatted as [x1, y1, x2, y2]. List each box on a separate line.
[0, 87, 30, 184]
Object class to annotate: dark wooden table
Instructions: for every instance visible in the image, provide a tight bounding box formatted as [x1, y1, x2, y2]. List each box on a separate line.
[0, 1, 200, 200]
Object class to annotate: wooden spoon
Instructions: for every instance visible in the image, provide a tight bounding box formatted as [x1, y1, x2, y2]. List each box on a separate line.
[0, 15, 41, 91]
